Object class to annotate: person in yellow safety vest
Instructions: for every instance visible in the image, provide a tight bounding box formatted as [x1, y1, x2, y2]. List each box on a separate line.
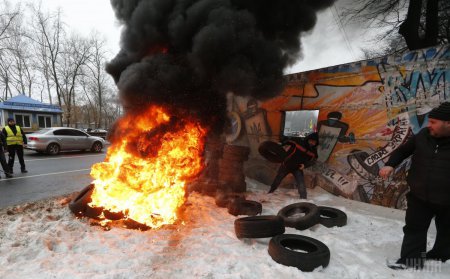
[1, 118, 27, 174]
[0, 132, 13, 178]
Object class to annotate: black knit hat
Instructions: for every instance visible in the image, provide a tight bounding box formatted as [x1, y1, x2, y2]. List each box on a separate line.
[428, 102, 450, 121]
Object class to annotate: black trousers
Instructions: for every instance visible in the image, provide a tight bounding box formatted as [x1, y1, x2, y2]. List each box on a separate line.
[269, 165, 307, 199]
[7, 144, 26, 172]
[399, 193, 450, 267]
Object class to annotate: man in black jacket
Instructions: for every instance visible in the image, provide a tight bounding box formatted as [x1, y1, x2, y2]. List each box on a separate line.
[379, 102, 450, 270]
[0, 133, 13, 178]
[268, 132, 319, 199]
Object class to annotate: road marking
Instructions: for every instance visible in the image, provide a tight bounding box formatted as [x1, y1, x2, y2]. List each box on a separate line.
[0, 169, 91, 181]
[24, 154, 105, 162]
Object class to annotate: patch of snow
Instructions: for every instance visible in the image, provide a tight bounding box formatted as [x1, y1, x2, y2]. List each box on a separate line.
[0, 178, 448, 278]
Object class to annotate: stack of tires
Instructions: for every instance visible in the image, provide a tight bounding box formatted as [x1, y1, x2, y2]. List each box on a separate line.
[218, 144, 250, 193]
[192, 138, 223, 196]
[233, 201, 348, 272]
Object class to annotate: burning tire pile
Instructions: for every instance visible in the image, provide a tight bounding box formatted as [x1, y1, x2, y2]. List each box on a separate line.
[68, 184, 149, 230]
[231, 201, 348, 272]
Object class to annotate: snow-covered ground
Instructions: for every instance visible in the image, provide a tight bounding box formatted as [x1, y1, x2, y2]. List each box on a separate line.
[0, 178, 448, 279]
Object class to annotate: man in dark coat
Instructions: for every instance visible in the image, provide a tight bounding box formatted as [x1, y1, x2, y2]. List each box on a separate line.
[268, 132, 319, 199]
[0, 133, 12, 178]
[380, 102, 450, 270]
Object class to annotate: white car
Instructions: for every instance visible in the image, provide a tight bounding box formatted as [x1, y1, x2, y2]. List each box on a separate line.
[25, 127, 106, 155]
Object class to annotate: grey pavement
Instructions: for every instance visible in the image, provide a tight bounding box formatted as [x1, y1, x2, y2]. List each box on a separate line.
[0, 149, 107, 209]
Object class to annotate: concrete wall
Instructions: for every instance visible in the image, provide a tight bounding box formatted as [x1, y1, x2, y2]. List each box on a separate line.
[228, 44, 450, 209]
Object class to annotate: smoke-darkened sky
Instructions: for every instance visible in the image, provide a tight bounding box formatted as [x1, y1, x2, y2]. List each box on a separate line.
[106, 0, 339, 132]
[37, 0, 369, 74]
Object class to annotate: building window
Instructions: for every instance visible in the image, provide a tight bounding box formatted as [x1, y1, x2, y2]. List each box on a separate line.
[283, 110, 319, 138]
[38, 115, 52, 128]
[14, 114, 31, 128]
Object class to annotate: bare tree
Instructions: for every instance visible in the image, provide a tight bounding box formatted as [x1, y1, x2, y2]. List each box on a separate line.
[83, 34, 111, 128]
[3, 14, 35, 96]
[0, 0, 19, 42]
[0, 0, 20, 100]
[58, 34, 93, 126]
[30, 5, 65, 111]
[0, 55, 12, 100]
[342, 0, 449, 53]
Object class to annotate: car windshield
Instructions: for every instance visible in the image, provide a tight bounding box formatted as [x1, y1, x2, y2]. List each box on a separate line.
[34, 128, 52, 134]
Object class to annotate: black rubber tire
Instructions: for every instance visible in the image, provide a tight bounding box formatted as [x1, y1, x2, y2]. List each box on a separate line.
[123, 218, 150, 231]
[268, 234, 330, 272]
[84, 205, 103, 219]
[69, 184, 94, 216]
[234, 215, 285, 238]
[258, 141, 287, 163]
[215, 192, 245, 208]
[103, 209, 125, 220]
[318, 206, 347, 228]
[91, 141, 103, 152]
[227, 199, 262, 216]
[277, 202, 320, 230]
[46, 143, 60, 155]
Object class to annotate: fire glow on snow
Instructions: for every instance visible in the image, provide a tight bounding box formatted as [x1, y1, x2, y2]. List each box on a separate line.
[0, 179, 448, 279]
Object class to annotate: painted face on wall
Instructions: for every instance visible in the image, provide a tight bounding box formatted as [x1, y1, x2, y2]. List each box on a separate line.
[428, 118, 450, 138]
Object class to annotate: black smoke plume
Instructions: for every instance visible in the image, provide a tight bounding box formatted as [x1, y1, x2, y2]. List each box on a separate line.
[107, 0, 336, 133]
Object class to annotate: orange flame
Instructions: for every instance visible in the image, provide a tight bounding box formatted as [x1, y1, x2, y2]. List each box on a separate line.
[89, 105, 207, 229]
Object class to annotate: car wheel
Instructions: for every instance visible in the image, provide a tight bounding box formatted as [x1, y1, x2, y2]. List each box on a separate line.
[91, 141, 103, 152]
[47, 143, 60, 155]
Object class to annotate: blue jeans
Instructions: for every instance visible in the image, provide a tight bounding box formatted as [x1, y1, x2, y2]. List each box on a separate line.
[269, 165, 307, 198]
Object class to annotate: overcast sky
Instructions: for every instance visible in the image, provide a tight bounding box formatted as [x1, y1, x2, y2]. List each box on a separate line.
[38, 0, 368, 73]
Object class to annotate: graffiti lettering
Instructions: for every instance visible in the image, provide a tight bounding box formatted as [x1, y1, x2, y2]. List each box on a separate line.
[386, 69, 450, 107]
[323, 168, 350, 186]
[364, 113, 410, 166]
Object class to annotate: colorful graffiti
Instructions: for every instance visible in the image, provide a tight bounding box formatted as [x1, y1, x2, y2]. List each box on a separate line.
[229, 44, 450, 209]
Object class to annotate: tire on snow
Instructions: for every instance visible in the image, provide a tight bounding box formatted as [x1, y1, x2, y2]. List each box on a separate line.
[268, 234, 330, 272]
[227, 199, 262, 216]
[69, 184, 95, 216]
[277, 202, 319, 230]
[318, 206, 347, 228]
[68, 184, 103, 219]
[215, 192, 245, 208]
[234, 215, 285, 239]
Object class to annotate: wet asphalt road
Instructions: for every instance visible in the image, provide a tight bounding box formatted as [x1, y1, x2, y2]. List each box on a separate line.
[0, 149, 107, 209]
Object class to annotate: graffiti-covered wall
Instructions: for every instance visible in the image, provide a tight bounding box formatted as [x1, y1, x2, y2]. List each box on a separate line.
[227, 44, 450, 209]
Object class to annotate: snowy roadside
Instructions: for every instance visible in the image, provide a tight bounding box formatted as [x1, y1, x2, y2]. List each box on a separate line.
[0, 179, 448, 279]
